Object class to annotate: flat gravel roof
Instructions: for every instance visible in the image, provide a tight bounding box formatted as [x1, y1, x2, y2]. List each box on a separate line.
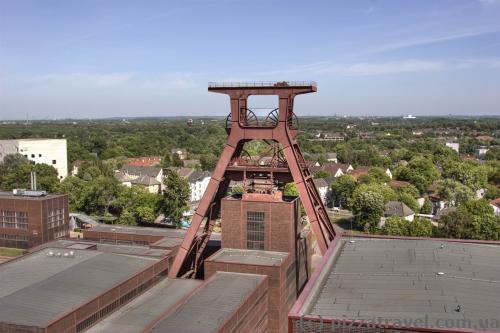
[150, 272, 266, 333]
[306, 238, 500, 331]
[87, 278, 202, 333]
[209, 248, 289, 266]
[0, 248, 159, 328]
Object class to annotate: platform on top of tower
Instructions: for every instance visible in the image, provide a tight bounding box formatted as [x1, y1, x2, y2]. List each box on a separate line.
[208, 81, 317, 90]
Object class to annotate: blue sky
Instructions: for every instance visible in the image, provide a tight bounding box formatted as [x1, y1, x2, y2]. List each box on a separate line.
[0, 0, 499, 119]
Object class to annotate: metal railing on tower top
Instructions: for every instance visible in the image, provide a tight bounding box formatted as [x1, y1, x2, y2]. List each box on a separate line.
[208, 81, 317, 88]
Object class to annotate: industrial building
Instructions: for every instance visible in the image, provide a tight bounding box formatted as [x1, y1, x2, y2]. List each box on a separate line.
[289, 236, 500, 332]
[0, 191, 69, 249]
[0, 139, 68, 179]
[0, 246, 169, 333]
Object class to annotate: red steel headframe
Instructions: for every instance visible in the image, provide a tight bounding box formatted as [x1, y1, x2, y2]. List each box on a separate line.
[169, 81, 337, 278]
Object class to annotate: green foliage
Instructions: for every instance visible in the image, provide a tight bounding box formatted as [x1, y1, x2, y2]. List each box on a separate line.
[437, 179, 475, 207]
[420, 197, 432, 214]
[351, 190, 385, 232]
[485, 146, 500, 161]
[353, 183, 397, 204]
[283, 183, 299, 197]
[200, 154, 218, 171]
[359, 167, 390, 184]
[331, 175, 357, 209]
[112, 186, 159, 223]
[381, 216, 432, 237]
[313, 170, 330, 179]
[394, 156, 440, 194]
[441, 199, 500, 240]
[231, 185, 244, 195]
[441, 161, 487, 191]
[158, 171, 190, 226]
[381, 216, 409, 235]
[398, 192, 419, 213]
[408, 217, 433, 237]
[0, 154, 59, 192]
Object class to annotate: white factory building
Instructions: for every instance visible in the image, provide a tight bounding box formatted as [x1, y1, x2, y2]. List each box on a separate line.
[0, 139, 68, 179]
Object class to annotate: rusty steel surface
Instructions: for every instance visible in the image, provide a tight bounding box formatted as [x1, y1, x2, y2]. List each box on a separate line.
[169, 81, 336, 278]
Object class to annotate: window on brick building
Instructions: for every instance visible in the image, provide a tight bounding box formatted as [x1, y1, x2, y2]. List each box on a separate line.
[247, 211, 265, 250]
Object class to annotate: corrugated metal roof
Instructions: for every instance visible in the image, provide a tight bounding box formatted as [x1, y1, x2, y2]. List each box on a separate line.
[149, 272, 266, 333]
[307, 239, 500, 330]
[0, 248, 159, 328]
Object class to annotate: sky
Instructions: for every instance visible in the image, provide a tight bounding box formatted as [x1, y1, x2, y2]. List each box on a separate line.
[0, 0, 500, 119]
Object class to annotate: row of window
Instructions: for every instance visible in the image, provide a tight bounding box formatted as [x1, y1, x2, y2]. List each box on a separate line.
[0, 211, 28, 230]
[0, 233, 28, 241]
[76, 277, 156, 333]
[48, 209, 65, 229]
[22, 154, 57, 164]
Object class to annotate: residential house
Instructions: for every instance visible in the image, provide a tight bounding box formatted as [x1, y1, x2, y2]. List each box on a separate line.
[475, 147, 489, 159]
[445, 142, 460, 153]
[167, 167, 211, 203]
[183, 159, 201, 168]
[432, 207, 457, 223]
[115, 165, 163, 193]
[381, 201, 415, 226]
[313, 178, 329, 206]
[171, 148, 188, 160]
[476, 135, 494, 142]
[326, 153, 337, 163]
[188, 170, 211, 202]
[385, 168, 393, 179]
[388, 180, 411, 190]
[71, 160, 85, 176]
[126, 156, 161, 167]
[310, 163, 353, 178]
[348, 166, 370, 180]
[427, 182, 445, 214]
[490, 198, 500, 216]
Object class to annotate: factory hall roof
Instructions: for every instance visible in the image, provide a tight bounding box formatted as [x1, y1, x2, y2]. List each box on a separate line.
[149, 272, 267, 333]
[300, 238, 500, 331]
[87, 278, 202, 333]
[0, 248, 159, 328]
[87, 223, 187, 238]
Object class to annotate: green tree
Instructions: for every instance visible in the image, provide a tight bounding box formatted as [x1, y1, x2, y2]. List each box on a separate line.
[408, 217, 433, 237]
[485, 146, 500, 161]
[230, 185, 244, 195]
[359, 167, 390, 184]
[398, 192, 419, 213]
[57, 176, 89, 211]
[83, 176, 122, 215]
[200, 154, 218, 171]
[351, 190, 385, 232]
[352, 183, 397, 204]
[158, 170, 190, 226]
[441, 199, 500, 240]
[394, 156, 440, 194]
[113, 186, 159, 224]
[442, 161, 487, 191]
[283, 183, 299, 197]
[331, 175, 357, 209]
[0, 154, 59, 192]
[420, 197, 432, 214]
[437, 179, 475, 207]
[381, 216, 409, 236]
[314, 170, 330, 179]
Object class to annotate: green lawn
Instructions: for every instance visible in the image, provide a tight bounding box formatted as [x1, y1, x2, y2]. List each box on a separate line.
[0, 247, 24, 257]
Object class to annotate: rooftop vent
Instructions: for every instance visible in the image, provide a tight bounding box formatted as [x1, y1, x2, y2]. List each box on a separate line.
[12, 189, 47, 197]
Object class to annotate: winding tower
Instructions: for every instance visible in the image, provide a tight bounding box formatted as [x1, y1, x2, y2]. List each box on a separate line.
[170, 81, 337, 278]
